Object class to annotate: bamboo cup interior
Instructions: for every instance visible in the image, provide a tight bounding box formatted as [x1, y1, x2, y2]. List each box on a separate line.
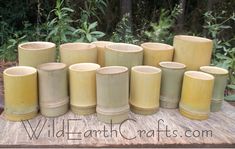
[132, 66, 161, 74]
[97, 66, 128, 75]
[19, 42, 55, 50]
[92, 41, 113, 48]
[4, 66, 37, 76]
[200, 66, 228, 75]
[106, 43, 143, 52]
[60, 43, 96, 50]
[38, 63, 66, 71]
[141, 42, 174, 51]
[174, 35, 212, 43]
[185, 71, 214, 80]
[159, 62, 186, 69]
[69, 63, 100, 71]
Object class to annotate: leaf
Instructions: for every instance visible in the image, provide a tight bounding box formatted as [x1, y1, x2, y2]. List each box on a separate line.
[225, 94, 235, 101]
[61, 7, 74, 12]
[88, 22, 98, 31]
[227, 85, 235, 89]
[86, 34, 92, 42]
[91, 31, 105, 38]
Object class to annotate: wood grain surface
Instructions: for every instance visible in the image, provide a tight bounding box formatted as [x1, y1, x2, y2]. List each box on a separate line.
[0, 101, 235, 148]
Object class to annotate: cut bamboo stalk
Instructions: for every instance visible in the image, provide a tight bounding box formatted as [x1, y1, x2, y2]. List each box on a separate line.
[200, 66, 228, 112]
[130, 66, 161, 115]
[38, 63, 69, 117]
[96, 66, 129, 123]
[69, 63, 100, 115]
[159, 62, 186, 109]
[18, 41, 56, 68]
[3, 66, 38, 121]
[141, 42, 174, 67]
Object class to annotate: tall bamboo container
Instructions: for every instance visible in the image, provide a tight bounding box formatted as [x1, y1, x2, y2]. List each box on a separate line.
[159, 62, 186, 108]
[91, 41, 113, 67]
[130, 66, 161, 115]
[69, 63, 100, 115]
[96, 66, 129, 123]
[18, 42, 56, 68]
[105, 43, 143, 70]
[141, 42, 174, 67]
[179, 71, 214, 120]
[38, 63, 69, 117]
[173, 35, 213, 70]
[60, 43, 97, 66]
[3, 66, 38, 121]
[200, 66, 228, 112]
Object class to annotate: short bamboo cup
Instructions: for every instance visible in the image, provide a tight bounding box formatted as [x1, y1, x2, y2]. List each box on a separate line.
[173, 35, 213, 70]
[69, 63, 100, 115]
[200, 66, 228, 112]
[91, 41, 113, 67]
[38, 63, 69, 117]
[3, 66, 38, 121]
[179, 71, 214, 120]
[105, 43, 143, 70]
[141, 42, 174, 67]
[159, 62, 186, 109]
[96, 66, 129, 123]
[60, 43, 97, 66]
[18, 41, 56, 68]
[130, 66, 161, 115]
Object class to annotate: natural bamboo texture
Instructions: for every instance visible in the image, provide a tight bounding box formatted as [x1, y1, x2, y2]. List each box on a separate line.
[96, 66, 129, 123]
[69, 63, 100, 115]
[0, 102, 235, 147]
[18, 42, 56, 68]
[130, 66, 161, 115]
[38, 63, 69, 117]
[105, 43, 143, 70]
[60, 43, 97, 66]
[159, 62, 186, 109]
[3, 66, 38, 121]
[173, 35, 213, 70]
[200, 66, 228, 112]
[91, 41, 113, 67]
[141, 42, 174, 67]
[179, 71, 214, 120]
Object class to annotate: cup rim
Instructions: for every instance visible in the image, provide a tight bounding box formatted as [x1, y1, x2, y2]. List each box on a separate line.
[174, 35, 212, 43]
[18, 41, 55, 51]
[4, 66, 37, 77]
[159, 61, 186, 69]
[141, 42, 174, 51]
[38, 62, 67, 71]
[69, 63, 100, 72]
[185, 71, 214, 80]
[96, 66, 128, 75]
[132, 65, 161, 74]
[106, 43, 143, 53]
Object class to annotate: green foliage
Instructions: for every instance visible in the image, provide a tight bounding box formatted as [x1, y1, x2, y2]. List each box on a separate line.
[144, 5, 182, 44]
[111, 13, 138, 44]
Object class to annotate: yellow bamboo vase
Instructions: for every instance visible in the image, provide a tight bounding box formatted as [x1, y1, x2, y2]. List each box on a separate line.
[91, 41, 113, 67]
[173, 35, 213, 70]
[130, 66, 161, 115]
[179, 71, 214, 120]
[18, 41, 56, 68]
[3, 66, 38, 121]
[96, 66, 129, 123]
[105, 43, 143, 70]
[141, 42, 174, 67]
[69, 63, 100, 115]
[60, 43, 97, 66]
[38, 63, 69, 117]
[200, 66, 228, 112]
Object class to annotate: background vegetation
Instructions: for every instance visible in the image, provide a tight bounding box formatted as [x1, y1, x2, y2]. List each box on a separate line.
[0, 0, 234, 99]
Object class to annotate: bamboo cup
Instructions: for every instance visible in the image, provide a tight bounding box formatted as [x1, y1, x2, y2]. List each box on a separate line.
[179, 71, 214, 120]
[173, 35, 213, 70]
[159, 62, 186, 108]
[3, 66, 38, 121]
[60, 43, 97, 66]
[69, 63, 100, 115]
[141, 42, 174, 67]
[200, 66, 228, 112]
[96, 66, 129, 123]
[130, 66, 161, 115]
[38, 63, 69, 117]
[91, 41, 113, 67]
[105, 43, 143, 70]
[18, 41, 56, 68]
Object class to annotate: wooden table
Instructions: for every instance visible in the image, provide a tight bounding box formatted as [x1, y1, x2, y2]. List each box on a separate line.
[0, 102, 235, 148]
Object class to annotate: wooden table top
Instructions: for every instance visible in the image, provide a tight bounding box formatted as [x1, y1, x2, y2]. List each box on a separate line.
[0, 102, 235, 148]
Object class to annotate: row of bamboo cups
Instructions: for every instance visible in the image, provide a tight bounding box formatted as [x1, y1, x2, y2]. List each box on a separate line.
[3, 35, 228, 122]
